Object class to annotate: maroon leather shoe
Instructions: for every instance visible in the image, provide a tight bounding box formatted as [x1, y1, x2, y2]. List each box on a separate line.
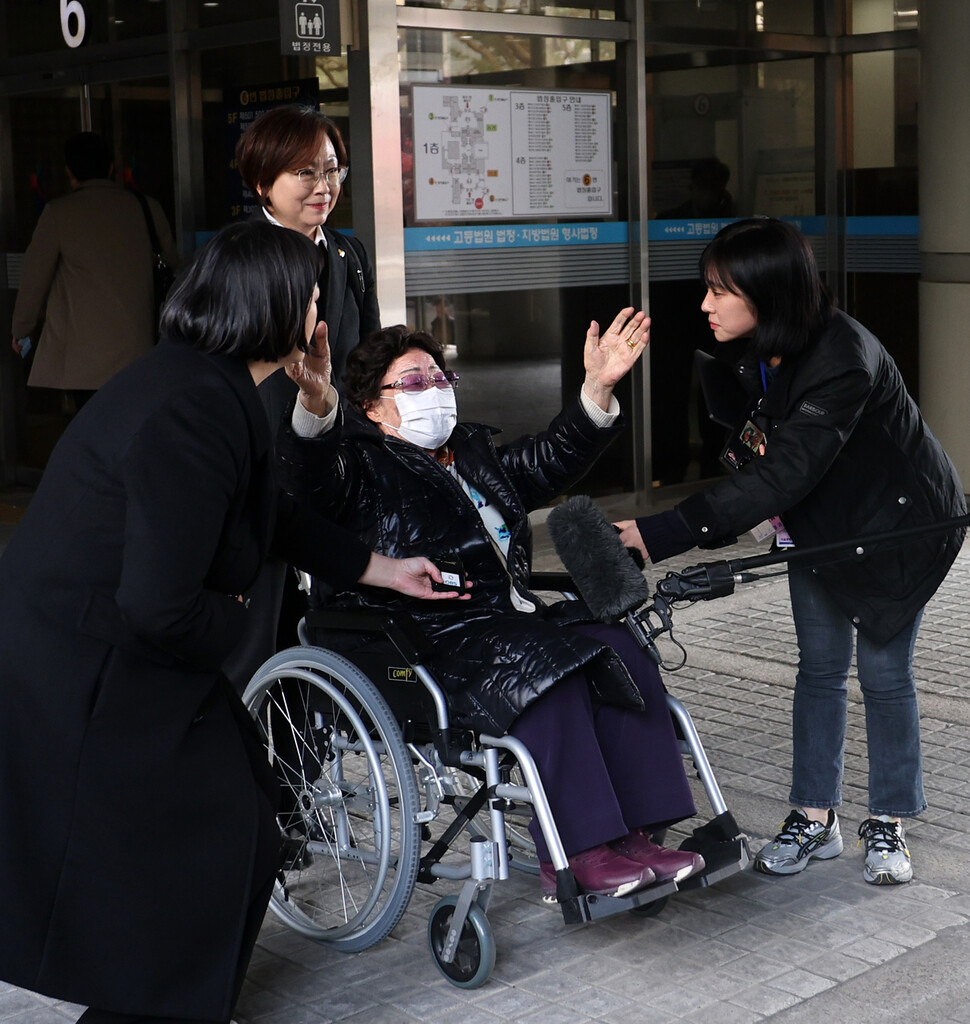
[609, 830, 705, 884]
[540, 843, 656, 899]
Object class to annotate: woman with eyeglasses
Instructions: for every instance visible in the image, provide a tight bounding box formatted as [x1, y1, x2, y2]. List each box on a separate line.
[235, 103, 378, 397]
[274, 312, 709, 902]
[230, 104, 381, 685]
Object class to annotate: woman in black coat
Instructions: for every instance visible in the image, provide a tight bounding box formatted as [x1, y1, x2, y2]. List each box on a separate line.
[229, 102, 382, 683]
[0, 221, 463, 1024]
[617, 217, 966, 886]
[276, 312, 707, 901]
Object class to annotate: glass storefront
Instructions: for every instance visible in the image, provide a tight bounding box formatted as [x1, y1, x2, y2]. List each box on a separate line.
[0, 0, 925, 492]
[646, 56, 817, 485]
[398, 26, 633, 491]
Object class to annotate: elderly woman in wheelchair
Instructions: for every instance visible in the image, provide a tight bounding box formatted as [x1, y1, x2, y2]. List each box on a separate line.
[272, 306, 706, 904]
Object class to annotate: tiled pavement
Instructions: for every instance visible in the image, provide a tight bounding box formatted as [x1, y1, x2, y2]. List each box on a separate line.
[3, 504, 970, 1023]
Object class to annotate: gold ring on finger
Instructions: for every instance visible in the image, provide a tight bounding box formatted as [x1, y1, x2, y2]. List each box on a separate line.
[626, 338, 638, 349]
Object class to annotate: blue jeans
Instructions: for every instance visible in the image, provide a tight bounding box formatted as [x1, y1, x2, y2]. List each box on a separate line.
[787, 564, 926, 818]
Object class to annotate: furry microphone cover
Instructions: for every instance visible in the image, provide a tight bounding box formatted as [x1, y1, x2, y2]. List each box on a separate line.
[546, 495, 651, 621]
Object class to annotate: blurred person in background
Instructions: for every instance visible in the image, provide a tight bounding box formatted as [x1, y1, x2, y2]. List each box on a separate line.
[11, 131, 176, 410]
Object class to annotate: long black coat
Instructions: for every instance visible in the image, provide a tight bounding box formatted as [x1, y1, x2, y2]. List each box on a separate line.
[673, 311, 966, 644]
[220, 224, 380, 686]
[277, 398, 643, 733]
[0, 340, 370, 1018]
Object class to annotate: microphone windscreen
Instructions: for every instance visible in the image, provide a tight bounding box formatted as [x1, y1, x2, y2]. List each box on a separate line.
[546, 495, 651, 621]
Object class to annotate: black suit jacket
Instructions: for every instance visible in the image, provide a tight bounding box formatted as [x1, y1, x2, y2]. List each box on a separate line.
[258, 224, 381, 438]
[0, 340, 369, 1018]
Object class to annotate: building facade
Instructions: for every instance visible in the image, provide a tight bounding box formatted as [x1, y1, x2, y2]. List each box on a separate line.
[3, 1, 964, 494]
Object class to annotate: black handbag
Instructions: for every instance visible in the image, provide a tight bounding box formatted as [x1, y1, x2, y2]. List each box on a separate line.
[132, 189, 175, 340]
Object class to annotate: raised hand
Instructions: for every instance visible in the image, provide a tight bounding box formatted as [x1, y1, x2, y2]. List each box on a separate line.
[583, 307, 650, 411]
[288, 319, 333, 417]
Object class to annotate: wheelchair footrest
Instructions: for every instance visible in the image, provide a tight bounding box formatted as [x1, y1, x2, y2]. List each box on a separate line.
[675, 810, 751, 892]
[558, 879, 679, 925]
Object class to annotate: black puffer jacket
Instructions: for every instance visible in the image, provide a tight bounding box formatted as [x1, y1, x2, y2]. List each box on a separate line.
[277, 395, 643, 732]
[644, 311, 966, 645]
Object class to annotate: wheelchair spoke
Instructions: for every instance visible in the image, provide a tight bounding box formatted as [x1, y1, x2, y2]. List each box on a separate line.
[244, 650, 422, 950]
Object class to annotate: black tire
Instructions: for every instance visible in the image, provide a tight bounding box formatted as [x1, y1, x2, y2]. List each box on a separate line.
[244, 646, 421, 952]
[631, 894, 669, 917]
[427, 895, 496, 988]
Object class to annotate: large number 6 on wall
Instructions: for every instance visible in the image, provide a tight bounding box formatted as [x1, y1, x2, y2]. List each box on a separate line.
[60, 0, 86, 48]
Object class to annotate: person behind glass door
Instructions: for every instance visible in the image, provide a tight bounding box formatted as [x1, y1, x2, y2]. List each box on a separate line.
[651, 157, 738, 485]
[11, 131, 177, 412]
[616, 217, 966, 887]
[229, 103, 381, 685]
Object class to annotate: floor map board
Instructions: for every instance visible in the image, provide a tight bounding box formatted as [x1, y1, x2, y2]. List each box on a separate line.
[412, 84, 612, 222]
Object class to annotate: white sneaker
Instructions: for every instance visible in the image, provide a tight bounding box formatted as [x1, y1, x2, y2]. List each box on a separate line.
[859, 815, 912, 885]
[753, 809, 843, 875]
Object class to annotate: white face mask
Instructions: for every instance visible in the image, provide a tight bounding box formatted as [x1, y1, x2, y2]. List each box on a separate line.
[384, 386, 457, 450]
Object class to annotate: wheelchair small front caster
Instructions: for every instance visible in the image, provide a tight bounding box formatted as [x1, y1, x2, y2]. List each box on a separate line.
[428, 895, 496, 988]
[630, 893, 669, 917]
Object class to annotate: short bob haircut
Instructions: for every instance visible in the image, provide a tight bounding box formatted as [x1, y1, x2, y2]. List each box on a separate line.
[344, 326, 446, 411]
[159, 220, 321, 362]
[235, 104, 348, 208]
[699, 217, 833, 360]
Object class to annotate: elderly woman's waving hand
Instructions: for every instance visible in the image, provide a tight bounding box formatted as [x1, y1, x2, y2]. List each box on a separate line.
[582, 307, 650, 412]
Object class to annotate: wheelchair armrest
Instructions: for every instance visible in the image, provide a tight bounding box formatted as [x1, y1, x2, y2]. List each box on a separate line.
[304, 606, 435, 664]
[528, 570, 578, 594]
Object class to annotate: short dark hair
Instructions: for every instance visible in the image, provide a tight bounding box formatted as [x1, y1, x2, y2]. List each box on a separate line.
[235, 104, 348, 208]
[344, 326, 446, 410]
[699, 217, 833, 359]
[159, 220, 321, 361]
[65, 132, 111, 181]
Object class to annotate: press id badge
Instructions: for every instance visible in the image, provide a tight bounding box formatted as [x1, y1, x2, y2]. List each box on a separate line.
[749, 515, 794, 547]
[721, 419, 767, 472]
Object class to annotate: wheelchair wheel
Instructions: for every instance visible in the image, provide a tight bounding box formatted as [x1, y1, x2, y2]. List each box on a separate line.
[428, 895, 496, 989]
[244, 646, 421, 952]
[631, 894, 669, 917]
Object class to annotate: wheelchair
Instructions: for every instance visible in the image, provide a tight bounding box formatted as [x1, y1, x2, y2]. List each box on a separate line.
[241, 570, 751, 988]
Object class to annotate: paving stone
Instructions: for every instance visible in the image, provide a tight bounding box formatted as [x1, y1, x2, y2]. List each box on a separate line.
[512, 1004, 593, 1024]
[681, 1003, 766, 1024]
[727, 983, 802, 1015]
[7, 542, 970, 1024]
[764, 967, 838, 998]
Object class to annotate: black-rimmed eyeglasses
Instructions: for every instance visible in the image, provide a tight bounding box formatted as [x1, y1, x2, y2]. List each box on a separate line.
[379, 371, 459, 395]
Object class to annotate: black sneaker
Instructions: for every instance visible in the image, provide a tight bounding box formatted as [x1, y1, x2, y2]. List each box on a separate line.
[754, 809, 843, 875]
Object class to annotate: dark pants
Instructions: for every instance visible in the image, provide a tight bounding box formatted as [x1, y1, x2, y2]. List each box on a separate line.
[509, 623, 696, 862]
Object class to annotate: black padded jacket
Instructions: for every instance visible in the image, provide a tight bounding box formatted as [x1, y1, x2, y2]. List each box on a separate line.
[638, 311, 966, 645]
[276, 395, 644, 733]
